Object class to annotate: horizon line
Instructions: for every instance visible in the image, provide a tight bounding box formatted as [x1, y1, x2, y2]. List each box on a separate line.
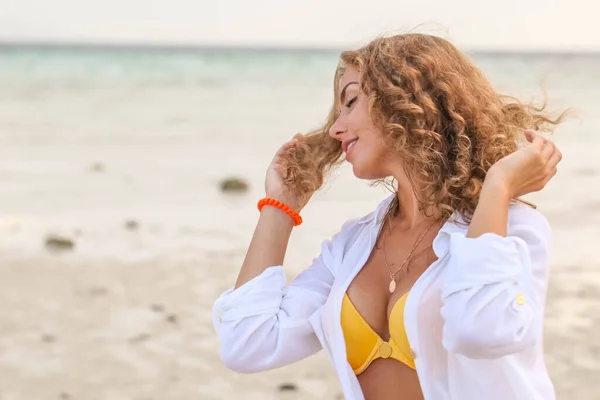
[0, 39, 599, 56]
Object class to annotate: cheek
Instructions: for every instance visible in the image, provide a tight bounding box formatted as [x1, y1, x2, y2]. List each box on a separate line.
[366, 133, 392, 165]
[354, 105, 371, 127]
[345, 98, 369, 127]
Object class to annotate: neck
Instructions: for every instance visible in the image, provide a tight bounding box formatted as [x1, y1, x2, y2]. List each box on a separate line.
[389, 172, 441, 232]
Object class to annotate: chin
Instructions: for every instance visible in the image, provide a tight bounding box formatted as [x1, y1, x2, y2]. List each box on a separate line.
[351, 163, 382, 180]
[347, 147, 390, 179]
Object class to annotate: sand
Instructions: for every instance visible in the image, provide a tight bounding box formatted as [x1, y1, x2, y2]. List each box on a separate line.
[1, 202, 599, 400]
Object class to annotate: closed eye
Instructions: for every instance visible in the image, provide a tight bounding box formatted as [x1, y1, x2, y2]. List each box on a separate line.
[345, 96, 357, 108]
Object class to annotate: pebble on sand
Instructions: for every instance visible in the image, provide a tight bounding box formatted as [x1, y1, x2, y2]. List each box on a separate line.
[124, 219, 139, 231]
[41, 334, 55, 343]
[220, 177, 249, 193]
[89, 162, 105, 173]
[45, 235, 75, 252]
[150, 304, 165, 313]
[278, 383, 298, 392]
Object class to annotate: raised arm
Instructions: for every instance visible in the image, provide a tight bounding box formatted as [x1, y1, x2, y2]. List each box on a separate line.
[441, 130, 561, 358]
[213, 134, 343, 372]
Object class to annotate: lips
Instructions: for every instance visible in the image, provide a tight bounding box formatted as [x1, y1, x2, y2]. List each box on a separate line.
[342, 139, 358, 153]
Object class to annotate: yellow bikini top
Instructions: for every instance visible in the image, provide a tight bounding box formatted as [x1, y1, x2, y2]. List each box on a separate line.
[341, 291, 415, 375]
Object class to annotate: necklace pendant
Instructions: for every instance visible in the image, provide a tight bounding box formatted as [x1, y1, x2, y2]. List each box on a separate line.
[389, 279, 396, 294]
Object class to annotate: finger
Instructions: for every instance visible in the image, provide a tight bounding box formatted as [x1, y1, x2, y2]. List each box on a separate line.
[546, 146, 562, 170]
[544, 166, 558, 185]
[524, 129, 545, 143]
[275, 142, 292, 155]
[524, 130, 536, 143]
[285, 138, 299, 148]
[282, 136, 301, 149]
[540, 139, 555, 162]
[531, 132, 545, 149]
[273, 133, 305, 160]
[524, 130, 545, 148]
[285, 133, 305, 148]
[272, 142, 294, 161]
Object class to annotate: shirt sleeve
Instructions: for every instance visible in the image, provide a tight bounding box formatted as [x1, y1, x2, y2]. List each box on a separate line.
[440, 204, 551, 359]
[212, 219, 354, 373]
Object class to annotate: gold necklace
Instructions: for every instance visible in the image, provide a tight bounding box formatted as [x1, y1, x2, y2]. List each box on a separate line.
[382, 220, 437, 293]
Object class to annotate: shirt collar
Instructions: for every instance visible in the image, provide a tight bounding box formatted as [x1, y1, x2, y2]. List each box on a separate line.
[356, 193, 394, 226]
[358, 193, 468, 256]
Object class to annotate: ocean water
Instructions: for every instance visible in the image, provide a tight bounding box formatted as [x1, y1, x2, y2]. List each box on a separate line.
[0, 46, 599, 266]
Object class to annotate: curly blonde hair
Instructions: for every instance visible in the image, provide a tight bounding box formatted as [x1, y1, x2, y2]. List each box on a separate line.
[282, 33, 567, 222]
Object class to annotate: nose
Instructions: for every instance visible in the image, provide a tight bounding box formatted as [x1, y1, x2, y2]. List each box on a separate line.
[328, 115, 346, 140]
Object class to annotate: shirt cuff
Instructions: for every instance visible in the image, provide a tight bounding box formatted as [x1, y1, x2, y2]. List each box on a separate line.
[213, 265, 286, 325]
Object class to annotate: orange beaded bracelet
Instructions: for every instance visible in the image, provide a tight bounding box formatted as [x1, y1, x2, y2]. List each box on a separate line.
[257, 197, 303, 226]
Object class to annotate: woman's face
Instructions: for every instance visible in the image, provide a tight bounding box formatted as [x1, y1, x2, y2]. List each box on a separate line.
[328, 66, 395, 180]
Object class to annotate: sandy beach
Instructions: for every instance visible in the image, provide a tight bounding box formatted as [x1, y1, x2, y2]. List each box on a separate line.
[1, 156, 600, 400]
[1, 48, 599, 399]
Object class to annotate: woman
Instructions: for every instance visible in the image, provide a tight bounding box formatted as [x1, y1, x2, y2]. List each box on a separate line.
[212, 33, 565, 400]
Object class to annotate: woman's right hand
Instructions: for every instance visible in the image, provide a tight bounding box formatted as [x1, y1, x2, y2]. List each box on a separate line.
[265, 133, 312, 212]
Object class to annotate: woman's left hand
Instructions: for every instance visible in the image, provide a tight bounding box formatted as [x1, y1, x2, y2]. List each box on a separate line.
[486, 130, 562, 198]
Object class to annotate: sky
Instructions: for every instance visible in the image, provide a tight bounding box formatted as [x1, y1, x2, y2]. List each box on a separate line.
[0, 0, 599, 52]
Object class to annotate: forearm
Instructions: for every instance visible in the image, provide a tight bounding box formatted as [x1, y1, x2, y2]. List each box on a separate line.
[467, 175, 512, 238]
[234, 206, 295, 289]
[216, 205, 336, 372]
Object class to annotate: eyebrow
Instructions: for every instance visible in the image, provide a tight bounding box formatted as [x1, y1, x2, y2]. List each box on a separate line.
[340, 81, 359, 105]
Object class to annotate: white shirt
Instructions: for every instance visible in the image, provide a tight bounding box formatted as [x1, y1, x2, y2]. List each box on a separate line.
[212, 194, 556, 400]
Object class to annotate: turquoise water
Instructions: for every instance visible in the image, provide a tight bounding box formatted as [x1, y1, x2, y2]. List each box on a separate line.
[0, 46, 341, 88]
[1, 45, 598, 92]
